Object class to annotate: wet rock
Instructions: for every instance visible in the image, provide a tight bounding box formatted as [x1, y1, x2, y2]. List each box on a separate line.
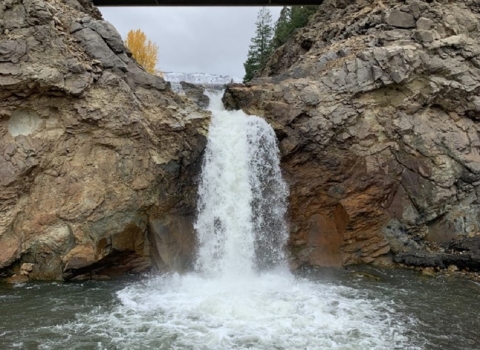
[421, 267, 436, 277]
[394, 252, 445, 268]
[447, 265, 459, 273]
[394, 249, 480, 272]
[449, 236, 480, 255]
[5, 274, 29, 284]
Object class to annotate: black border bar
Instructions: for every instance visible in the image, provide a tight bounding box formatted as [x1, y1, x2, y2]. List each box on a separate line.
[93, 0, 322, 6]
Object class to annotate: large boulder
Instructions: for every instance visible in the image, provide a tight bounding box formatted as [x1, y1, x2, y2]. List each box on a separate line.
[0, 0, 209, 281]
[224, 0, 480, 269]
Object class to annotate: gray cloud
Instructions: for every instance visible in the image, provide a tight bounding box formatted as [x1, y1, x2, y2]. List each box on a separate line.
[99, 6, 282, 79]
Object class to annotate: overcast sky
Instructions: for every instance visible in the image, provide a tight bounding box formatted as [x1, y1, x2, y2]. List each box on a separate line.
[99, 7, 282, 79]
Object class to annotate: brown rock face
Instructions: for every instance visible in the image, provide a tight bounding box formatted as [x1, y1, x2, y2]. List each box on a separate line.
[0, 0, 209, 280]
[224, 0, 480, 268]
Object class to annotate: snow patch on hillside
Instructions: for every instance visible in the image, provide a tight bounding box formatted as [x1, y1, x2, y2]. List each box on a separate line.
[164, 72, 241, 85]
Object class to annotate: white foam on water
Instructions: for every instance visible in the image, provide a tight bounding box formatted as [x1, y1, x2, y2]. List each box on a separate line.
[36, 91, 419, 349]
[39, 272, 416, 350]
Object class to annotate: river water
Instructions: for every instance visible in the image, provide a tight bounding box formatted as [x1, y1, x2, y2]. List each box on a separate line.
[1, 92, 479, 349]
[1, 269, 479, 349]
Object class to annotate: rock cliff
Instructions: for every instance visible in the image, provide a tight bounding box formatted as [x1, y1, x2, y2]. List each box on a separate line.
[224, 0, 480, 271]
[0, 0, 209, 281]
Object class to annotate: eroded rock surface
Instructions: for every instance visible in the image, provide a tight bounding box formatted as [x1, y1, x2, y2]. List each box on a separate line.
[224, 0, 480, 270]
[0, 0, 209, 281]
[180, 81, 210, 109]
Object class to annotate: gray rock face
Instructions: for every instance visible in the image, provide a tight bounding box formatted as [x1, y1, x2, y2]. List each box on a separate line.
[0, 40, 27, 63]
[0, 0, 209, 281]
[413, 29, 434, 43]
[73, 27, 127, 70]
[386, 9, 416, 28]
[180, 81, 210, 109]
[85, 20, 125, 53]
[225, 0, 480, 270]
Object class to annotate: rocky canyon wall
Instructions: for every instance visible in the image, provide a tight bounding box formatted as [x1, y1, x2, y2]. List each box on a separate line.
[224, 0, 480, 270]
[0, 0, 209, 281]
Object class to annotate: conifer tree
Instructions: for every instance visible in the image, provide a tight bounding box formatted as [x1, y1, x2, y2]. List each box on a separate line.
[272, 6, 292, 48]
[290, 6, 318, 30]
[243, 8, 274, 83]
[272, 6, 319, 49]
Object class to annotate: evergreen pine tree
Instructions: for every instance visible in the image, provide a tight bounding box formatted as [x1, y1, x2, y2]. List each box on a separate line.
[290, 6, 318, 30]
[272, 6, 292, 48]
[271, 6, 319, 50]
[243, 7, 274, 83]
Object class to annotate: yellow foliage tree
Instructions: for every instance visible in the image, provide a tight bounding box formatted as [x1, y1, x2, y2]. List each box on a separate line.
[125, 29, 159, 74]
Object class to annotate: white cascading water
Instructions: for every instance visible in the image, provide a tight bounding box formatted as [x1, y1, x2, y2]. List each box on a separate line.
[194, 90, 288, 278]
[42, 91, 418, 350]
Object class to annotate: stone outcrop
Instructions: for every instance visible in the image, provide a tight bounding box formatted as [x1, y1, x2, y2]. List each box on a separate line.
[180, 81, 210, 109]
[0, 0, 209, 281]
[394, 236, 480, 271]
[224, 0, 480, 270]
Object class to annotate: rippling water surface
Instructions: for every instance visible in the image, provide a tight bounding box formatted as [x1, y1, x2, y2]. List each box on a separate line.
[1, 268, 479, 350]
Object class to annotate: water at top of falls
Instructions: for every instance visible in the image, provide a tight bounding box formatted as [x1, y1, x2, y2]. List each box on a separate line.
[194, 90, 289, 278]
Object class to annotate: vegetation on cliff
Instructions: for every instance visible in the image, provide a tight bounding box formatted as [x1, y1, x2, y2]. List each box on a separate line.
[125, 29, 159, 74]
[243, 6, 319, 82]
[271, 6, 319, 49]
[243, 8, 274, 83]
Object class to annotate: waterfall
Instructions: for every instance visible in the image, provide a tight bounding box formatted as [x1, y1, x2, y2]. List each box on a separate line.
[194, 90, 289, 277]
[37, 91, 415, 350]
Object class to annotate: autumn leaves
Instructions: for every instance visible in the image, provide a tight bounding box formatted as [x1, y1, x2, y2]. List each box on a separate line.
[125, 29, 163, 76]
